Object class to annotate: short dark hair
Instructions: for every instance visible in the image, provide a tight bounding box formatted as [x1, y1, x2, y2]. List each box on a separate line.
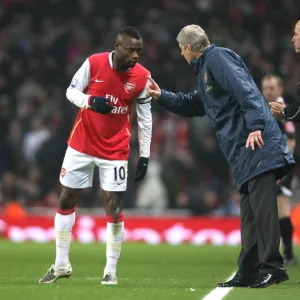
[262, 74, 283, 87]
[117, 26, 142, 40]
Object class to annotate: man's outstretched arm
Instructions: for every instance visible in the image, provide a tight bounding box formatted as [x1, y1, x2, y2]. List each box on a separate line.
[147, 77, 206, 117]
[158, 89, 206, 117]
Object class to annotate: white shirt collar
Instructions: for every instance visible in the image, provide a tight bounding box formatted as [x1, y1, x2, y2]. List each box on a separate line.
[109, 51, 114, 68]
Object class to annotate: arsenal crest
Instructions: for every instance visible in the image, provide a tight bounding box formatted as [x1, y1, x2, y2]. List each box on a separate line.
[124, 82, 136, 93]
[60, 168, 66, 178]
[204, 72, 208, 83]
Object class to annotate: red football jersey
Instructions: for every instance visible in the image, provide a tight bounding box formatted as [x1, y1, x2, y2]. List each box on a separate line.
[66, 52, 152, 160]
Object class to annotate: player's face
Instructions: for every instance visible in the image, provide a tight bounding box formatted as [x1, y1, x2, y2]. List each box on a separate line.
[179, 43, 193, 64]
[292, 22, 300, 54]
[261, 78, 283, 103]
[115, 37, 143, 68]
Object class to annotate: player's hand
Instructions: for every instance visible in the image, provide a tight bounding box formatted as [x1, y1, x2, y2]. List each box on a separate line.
[246, 130, 264, 150]
[135, 157, 148, 182]
[269, 102, 286, 120]
[89, 96, 113, 114]
[147, 76, 161, 100]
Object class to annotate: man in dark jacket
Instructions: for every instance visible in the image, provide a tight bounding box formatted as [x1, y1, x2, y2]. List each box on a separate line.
[270, 21, 300, 158]
[262, 74, 296, 266]
[147, 25, 295, 288]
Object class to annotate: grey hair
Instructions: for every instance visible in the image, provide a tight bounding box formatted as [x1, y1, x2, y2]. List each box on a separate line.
[176, 25, 210, 52]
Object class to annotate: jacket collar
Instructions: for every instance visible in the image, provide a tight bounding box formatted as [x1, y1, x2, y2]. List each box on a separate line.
[190, 44, 216, 74]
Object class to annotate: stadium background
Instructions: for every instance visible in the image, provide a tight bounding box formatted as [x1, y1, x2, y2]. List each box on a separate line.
[1, 1, 300, 299]
[0, 0, 300, 244]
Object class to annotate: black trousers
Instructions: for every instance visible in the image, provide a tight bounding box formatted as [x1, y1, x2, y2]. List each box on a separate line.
[237, 171, 284, 278]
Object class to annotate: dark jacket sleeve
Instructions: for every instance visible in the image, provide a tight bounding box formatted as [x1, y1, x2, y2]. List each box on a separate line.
[284, 101, 300, 120]
[157, 89, 206, 117]
[207, 49, 265, 132]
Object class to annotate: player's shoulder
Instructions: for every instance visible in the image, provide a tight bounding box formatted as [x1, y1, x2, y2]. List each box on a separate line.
[132, 63, 150, 76]
[88, 52, 110, 63]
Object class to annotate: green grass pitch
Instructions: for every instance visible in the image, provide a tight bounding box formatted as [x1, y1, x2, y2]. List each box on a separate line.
[0, 240, 300, 300]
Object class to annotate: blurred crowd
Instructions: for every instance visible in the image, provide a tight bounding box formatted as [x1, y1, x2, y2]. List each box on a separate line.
[0, 0, 300, 215]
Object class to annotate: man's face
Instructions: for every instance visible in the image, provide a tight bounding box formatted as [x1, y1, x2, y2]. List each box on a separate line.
[261, 78, 283, 103]
[115, 36, 143, 69]
[179, 43, 193, 64]
[292, 21, 300, 54]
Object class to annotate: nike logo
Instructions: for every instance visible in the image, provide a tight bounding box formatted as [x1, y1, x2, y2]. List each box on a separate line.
[95, 79, 105, 83]
[262, 274, 272, 284]
[117, 181, 125, 185]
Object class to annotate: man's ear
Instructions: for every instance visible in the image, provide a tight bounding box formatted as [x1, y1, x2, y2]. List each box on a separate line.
[186, 44, 192, 51]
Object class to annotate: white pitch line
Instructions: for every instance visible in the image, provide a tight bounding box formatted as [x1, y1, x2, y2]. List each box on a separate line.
[86, 277, 129, 280]
[202, 272, 236, 300]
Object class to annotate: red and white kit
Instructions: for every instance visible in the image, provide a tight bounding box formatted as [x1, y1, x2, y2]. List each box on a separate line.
[61, 52, 152, 191]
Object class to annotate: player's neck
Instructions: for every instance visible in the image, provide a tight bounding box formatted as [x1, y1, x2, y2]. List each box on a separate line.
[112, 52, 128, 72]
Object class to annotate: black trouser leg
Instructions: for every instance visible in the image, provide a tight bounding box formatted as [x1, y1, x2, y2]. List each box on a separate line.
[237, 192, 260, 279]
[248, 172, 284, 272]
[279, 217, 294, 259]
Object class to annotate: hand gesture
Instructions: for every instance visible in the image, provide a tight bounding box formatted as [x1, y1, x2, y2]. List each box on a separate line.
[134, 157, 149, 182]
[89, 96, 113, 114]
[246, 130, 264, 150]
[269, 102, 286, 121]
[147, 76, 161, 100]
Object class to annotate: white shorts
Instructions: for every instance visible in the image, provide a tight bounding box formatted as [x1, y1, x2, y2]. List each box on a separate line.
[59, 146, 128, 191]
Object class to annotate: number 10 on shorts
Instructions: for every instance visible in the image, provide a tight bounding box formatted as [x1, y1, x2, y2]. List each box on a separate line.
[114, 166, 126, 182]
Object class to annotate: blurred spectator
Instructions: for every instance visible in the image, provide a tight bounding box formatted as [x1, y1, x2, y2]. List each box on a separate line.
[3, 200, 27, 219]
[23, 116, 51, 163]
[1, 172, 21, 203]
[136, 160, 168, 212]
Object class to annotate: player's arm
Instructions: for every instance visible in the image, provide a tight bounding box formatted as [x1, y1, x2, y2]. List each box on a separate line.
[66, 59, 91, 108]
[284, 101, 300, 120]
[66, 59, 112, 114]
[134, 79, 152, 182]
[270, 99, 300, 121]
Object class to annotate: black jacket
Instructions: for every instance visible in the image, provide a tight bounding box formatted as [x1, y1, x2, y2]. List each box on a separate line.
[283, 80, 300, 120]
[283, 79, 300, 159]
